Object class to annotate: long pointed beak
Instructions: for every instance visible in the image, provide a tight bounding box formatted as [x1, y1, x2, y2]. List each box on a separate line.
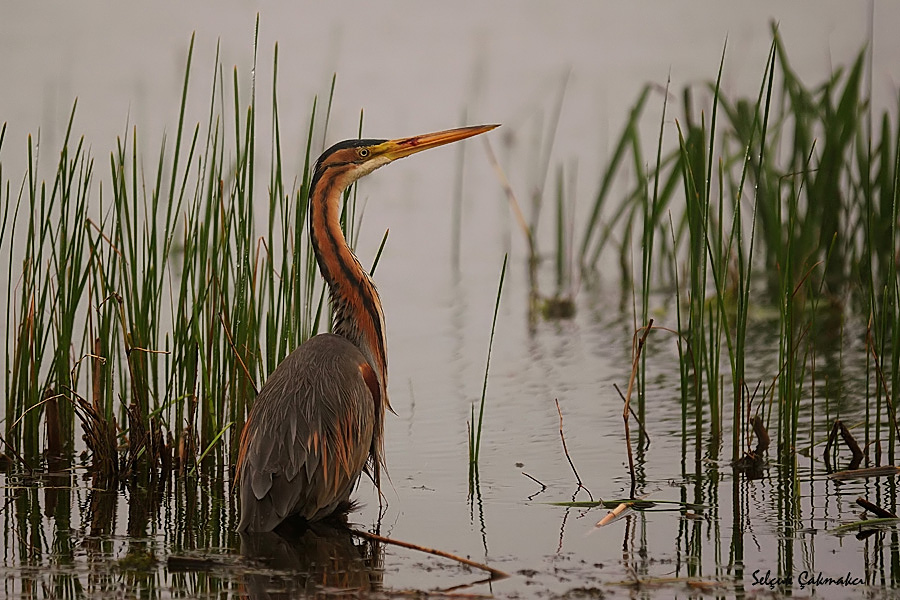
[378, 124, 499, 161]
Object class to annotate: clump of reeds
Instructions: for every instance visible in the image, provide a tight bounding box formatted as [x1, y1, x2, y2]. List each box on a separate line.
[572, 24, 898, 466]
[0, 24, 346, 480]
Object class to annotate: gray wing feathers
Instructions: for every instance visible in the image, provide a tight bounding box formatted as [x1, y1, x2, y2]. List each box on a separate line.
[238, 334, 375, 532]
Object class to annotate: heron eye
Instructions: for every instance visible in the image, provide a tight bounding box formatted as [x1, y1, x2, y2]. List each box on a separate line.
[358, 148, 370, 158]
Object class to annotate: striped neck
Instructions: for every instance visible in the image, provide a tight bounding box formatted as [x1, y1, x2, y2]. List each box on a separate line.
[308, 166, 389, 410]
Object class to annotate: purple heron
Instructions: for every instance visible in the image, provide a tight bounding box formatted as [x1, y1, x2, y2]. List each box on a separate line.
[237, 124, 498, 532]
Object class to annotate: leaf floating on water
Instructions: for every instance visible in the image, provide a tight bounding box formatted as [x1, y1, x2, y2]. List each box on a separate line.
[549, 501, 606, 508]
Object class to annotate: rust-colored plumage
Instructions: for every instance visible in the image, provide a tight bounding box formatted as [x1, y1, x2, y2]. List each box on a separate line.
[237, 124, 498, 532]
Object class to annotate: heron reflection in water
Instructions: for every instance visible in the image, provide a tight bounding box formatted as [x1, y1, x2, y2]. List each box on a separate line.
[236, 124, 499, 532]
[240, 521, 382, 598]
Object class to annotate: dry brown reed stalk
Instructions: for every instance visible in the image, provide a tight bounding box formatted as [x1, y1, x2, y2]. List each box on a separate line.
[148, 416, 170, 477]
[108, 292, 169, 416]
[72, 395, 118, 482]
[350, 529, 509, 581]
[824, 419, 865, 471]
[741, 381, 764, 454]
[44, 389, 62, 458]
[732, 414, 770, 478]
[612, 383, 650, 445]
[178, 398, 198, 474]
[91, 338, 104, 411]
[522, 471, 547, 499]
[482, 137, 546, 331]
[220, 310, 259, 395]
[113, 293, 147, 411]
[8, 395, 53, 430]
[125, 402, 147, 477]
[857, 496, 898, 519]
[555, 398, 593, 501]
[123, 406, 173, 478]
[482, 138, 534, 255]
[0, 431, 31, 473]
[623, 320, 654, 495]
[749, 415, 770, 456]
[163, 431, 175, 474]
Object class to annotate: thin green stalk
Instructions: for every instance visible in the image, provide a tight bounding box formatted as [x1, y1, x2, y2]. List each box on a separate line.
[470, 253, 508, 470]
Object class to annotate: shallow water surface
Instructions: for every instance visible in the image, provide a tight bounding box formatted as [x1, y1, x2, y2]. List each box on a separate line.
[1, 285, 897, 598]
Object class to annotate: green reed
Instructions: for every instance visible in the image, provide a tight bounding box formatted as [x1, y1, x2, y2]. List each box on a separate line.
[635, 75, 672, 449]
[469, 253, 508, 487]
[576, 25, 898, 466]
[2, 105, 95, 462]
[862, 89, 900, 465]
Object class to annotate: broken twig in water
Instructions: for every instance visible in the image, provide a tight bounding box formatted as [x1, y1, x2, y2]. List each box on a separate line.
[856, 496, 898, 519]
[613, 383, 650, 445]
[522, 472, 547, 500]
[350, 529, 509, 581]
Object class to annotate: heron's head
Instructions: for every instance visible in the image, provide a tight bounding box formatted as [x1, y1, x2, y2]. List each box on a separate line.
[313, 124, 499, 190]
